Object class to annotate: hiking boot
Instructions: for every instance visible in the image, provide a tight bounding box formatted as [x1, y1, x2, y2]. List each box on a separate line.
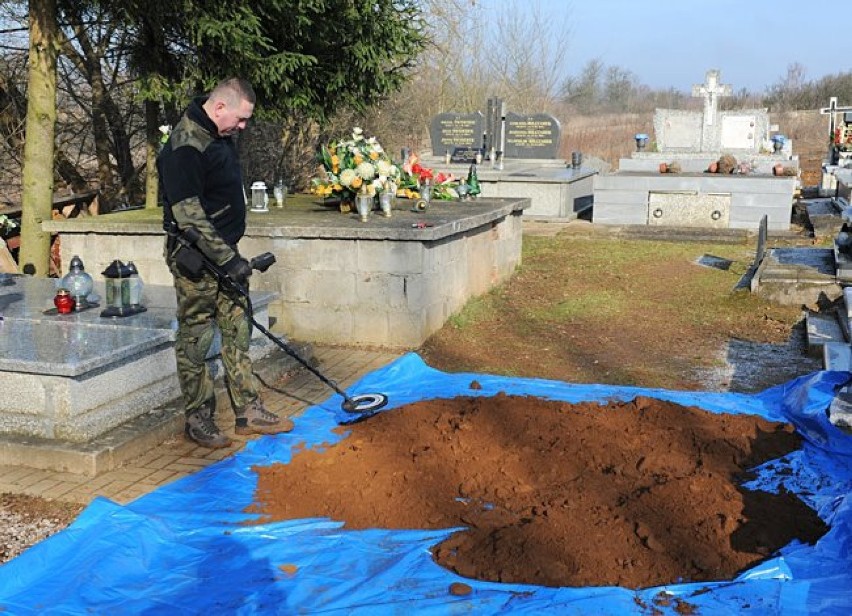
[235, 398, 294, 435]
[185, 402, 232, 449]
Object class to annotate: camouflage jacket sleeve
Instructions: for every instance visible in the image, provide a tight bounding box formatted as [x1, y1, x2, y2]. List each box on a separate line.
[170, 196, 237, 266]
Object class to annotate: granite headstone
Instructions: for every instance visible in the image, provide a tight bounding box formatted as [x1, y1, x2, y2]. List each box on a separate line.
[430, 112, 484, 157]
[503, 112, 561, 159]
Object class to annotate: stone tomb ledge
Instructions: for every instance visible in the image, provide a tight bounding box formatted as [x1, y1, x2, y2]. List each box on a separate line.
[43, 196, 529, 348]
[0, 275, 277, 444]
[419, 156, 595, 220]
[618, 151, 799, 175]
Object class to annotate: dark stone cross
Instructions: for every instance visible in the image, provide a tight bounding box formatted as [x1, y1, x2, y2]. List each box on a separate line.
[821, 97, 852, 139]
[820, 97, 852, 160]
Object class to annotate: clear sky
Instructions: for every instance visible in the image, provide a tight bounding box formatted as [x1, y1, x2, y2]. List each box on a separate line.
[533, 0, 847, 94]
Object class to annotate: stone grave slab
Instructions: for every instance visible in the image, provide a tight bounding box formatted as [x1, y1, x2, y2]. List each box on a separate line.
[751, 247, 840, 306]
[654, 111, 703, 152]
[806, 198, 844, 240]
[806, 310, 845, 357]
[648, 192, 730, 228]
[0, 275, 276, 443]
[720, 114, 759, 151]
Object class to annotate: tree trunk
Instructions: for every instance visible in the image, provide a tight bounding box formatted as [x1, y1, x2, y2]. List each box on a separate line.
[144, 98, 160, 209]
[19, 0, 58, 277]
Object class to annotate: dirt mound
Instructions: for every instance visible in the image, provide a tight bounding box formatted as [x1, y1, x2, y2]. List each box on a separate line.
[248, 393, 827, 589]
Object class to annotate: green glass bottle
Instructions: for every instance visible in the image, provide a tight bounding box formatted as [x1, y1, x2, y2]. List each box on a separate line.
[467, 164, 481, 198]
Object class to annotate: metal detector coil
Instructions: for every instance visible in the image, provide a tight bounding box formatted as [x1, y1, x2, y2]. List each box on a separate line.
[342, 393, 388, 414]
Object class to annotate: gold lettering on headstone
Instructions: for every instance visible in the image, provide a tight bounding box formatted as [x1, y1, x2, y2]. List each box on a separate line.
[505, 119, 556, 147]
[438, 118, 477, 145]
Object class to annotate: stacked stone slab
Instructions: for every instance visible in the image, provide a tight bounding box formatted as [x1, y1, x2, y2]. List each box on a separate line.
[0, 275, 276, 446]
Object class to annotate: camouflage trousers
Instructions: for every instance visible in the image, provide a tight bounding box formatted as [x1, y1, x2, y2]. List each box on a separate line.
[168, 257, 257, 416]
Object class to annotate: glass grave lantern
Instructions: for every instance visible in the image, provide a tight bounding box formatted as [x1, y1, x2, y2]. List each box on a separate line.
[635, 133, 649, 152]
[100, 259, 146, 318]
[60, 255, 94, 310]
[250, 181, 269, 212]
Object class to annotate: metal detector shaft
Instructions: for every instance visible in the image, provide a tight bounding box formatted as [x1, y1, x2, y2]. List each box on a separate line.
[170, 228, 388, 414]
[202, 259, 355, 405]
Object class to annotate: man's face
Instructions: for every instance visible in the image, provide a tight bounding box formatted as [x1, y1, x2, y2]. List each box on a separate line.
[212, 98, 254, 137]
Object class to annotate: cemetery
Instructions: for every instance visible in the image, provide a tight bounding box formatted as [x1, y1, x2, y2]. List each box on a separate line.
[594, 70, 800, 230]
[423, 98, 595, 219]
[3, 21, 852, 607]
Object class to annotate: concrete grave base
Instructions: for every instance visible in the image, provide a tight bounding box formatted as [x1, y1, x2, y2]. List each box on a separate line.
[0, 346, 306, 476]
[594, 172, 797, 231]
[751, 247, 841, 306]
[42, 197, 529, 348]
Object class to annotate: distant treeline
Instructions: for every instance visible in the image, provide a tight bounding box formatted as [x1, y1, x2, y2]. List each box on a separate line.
[561, 61, 852, 115]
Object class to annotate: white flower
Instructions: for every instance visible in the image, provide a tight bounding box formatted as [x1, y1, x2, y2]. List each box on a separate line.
[158, 124, 172, 144]
[352, 127, 364, 141]
[339, 168, 357, 187]
[376, 159, 393, 177]
[355, 161, 376, 180]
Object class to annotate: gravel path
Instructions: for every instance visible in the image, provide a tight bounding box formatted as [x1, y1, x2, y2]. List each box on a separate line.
[0, 494, 83, 565]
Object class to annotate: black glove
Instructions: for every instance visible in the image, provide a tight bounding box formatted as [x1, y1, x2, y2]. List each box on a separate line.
[223, 255, 252, 286]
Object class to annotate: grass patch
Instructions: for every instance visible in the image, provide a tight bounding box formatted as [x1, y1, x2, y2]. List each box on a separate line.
[446, 293, 499, 330]
[421, 233, 806, 390]
[526, 291, 625, 322]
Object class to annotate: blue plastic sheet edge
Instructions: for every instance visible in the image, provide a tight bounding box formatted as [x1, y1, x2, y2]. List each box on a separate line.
[1, 353, 851, 615]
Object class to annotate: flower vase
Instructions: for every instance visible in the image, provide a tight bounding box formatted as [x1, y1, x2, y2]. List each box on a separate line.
[379, 192, 393, 217]
[355, 194, 373, 222]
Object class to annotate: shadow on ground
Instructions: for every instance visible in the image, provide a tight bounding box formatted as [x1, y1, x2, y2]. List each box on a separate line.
[698, 321, 822, 393]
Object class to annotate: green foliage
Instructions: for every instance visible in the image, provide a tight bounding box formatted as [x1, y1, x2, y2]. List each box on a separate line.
[119, 0, 427, 122]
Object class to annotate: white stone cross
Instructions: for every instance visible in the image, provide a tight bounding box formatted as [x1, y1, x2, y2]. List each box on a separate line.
[692, 69, 732, 127]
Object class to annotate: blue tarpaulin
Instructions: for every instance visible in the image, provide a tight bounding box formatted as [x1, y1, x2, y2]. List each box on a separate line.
[1, 353, 852, 614]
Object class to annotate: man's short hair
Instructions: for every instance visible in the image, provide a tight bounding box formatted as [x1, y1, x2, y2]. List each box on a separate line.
[210, 77, 256, 106]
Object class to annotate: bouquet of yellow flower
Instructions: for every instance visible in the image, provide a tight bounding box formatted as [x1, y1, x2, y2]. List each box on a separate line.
[311, 127, 401, 203]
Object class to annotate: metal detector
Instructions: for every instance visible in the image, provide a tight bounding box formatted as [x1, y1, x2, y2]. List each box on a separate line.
[173, 228, 388, 415]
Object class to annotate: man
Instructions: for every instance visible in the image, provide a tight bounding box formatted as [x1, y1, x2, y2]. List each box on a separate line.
[158, 77, 293, 448]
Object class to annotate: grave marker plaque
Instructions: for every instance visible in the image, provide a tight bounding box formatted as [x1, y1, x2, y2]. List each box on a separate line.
[430, 112, 484, 156]
[656, 112, 703, 151]
[503, 112, 561, 159]
[451, 147, 480, 164]
[720, 115, 757, 151]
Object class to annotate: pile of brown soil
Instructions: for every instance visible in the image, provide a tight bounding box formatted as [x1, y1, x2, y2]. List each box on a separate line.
[248, 393, 828, 589]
